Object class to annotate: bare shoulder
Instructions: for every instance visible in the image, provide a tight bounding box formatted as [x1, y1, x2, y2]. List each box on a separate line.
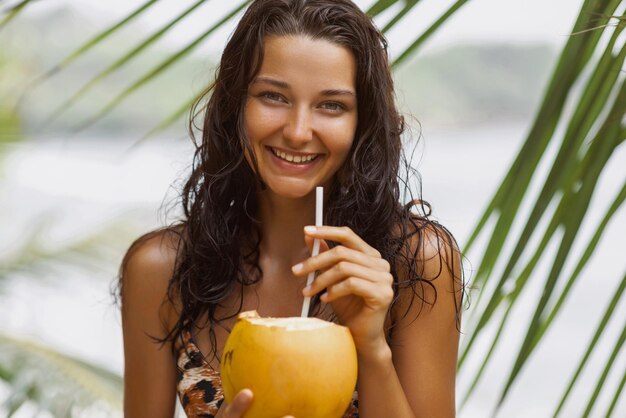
[393, 219, 464, 321]
[120, 226, 184, 417]
[389, 219, 463, 416]
[121, 227, 181, 285]
[120, 227, 183, 335]
[416, 221, 462, 284]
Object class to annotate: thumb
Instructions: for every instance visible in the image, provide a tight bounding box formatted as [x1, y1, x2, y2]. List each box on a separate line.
[224, 389, 253, 418]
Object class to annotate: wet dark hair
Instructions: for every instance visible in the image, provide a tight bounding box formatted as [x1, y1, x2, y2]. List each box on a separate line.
[120, 0, 464, 361]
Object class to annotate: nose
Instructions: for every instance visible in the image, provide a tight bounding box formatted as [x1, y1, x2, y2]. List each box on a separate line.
[283, 105, 313, 145]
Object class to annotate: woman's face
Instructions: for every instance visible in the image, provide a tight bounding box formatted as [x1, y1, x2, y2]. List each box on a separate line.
[244, 35, 358, 199]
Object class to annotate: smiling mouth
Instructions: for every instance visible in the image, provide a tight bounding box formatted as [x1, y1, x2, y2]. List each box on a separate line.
[269, 147, 321, 164]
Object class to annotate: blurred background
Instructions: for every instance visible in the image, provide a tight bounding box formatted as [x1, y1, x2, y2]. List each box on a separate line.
[0, 0, 624, 417]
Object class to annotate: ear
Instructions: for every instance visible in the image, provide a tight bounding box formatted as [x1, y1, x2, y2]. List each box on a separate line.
[304, 234, 330, 254]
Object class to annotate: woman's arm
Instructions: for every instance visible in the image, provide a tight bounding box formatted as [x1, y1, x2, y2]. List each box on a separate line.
[296, 224, 462, 418]
[360, 226, 462, 417]
[121, 232, 180, 418]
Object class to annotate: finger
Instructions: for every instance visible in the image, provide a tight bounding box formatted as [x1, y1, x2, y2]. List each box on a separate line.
[322, 277, 394, 306]
[304, 234, 330, 254]
[304, 225, 380, 257]
[224, 389, 253, 418]
[303, 261, 391, 296]
[293, 245, 386, 277]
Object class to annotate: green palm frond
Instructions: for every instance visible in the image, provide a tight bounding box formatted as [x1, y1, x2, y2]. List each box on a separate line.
[73, 0, 252, 133]
[381, 0, 419, 33]
[458, 0, 626, 413]
[366, 0, 400, 16]
[42, 0, 207, 127]
[14, 0, 163, 117]
[0, 333, 122, 417]
[550, 271, 626, 418]
[0, 0, 36, 31]
[392, 0, 470, 67]
[39, 0, 161, 80]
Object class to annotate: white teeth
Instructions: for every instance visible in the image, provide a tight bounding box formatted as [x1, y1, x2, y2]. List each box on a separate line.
[271, 147, 318, 164]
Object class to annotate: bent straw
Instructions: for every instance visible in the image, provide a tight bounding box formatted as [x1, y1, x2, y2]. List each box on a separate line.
[300, 186, 323, 318]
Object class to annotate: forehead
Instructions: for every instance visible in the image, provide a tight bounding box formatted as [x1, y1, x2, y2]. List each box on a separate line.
[254, 35, 357, 92]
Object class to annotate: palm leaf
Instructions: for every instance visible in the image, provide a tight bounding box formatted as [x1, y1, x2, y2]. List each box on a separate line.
[460, 0, 621, 335]
[392, 0, 470, 67]
[40, 0, 161, 80]
[580, 315, 626, 417]
[0, 333, 122, 416]
[493, 80, 626, 413]
[15, 0, 162, 114]
[458, 23, 626, 398]
[0, 0, 36, 31]
[458, 0, 626, 412]
[366, 0, 401, 17]
[550, 271, 626, 417]
[604, 360, 626, 417]
[73, 0, 251, 132]
[537, 180, 626, 355]
[381, 0, 419, 33]
[42, 0, 207, 126]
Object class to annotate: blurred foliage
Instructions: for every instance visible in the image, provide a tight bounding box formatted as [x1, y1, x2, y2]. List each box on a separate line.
[0, 333, 122, 418]
[0, 217, 140, 282]
[0, 216, 142, 416]
[0, 42, 23, 143]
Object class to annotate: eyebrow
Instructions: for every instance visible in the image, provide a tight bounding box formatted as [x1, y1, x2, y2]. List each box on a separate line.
[252, 76, 356, 97]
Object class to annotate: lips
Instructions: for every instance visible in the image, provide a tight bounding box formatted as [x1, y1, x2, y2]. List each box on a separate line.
[268, 146, 321, 165]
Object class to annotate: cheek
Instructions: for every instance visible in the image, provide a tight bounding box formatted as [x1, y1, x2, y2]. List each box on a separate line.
[322, 117, 357, 156]
[244, 101, 284, 145]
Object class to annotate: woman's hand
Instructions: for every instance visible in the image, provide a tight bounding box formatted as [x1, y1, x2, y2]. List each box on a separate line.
[220, 389, 294, 418]
[293, 226, 394, 354]
[220, 389, 253, 418]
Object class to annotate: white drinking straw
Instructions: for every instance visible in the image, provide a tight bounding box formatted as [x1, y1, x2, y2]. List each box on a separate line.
[300, 186, 323, 318]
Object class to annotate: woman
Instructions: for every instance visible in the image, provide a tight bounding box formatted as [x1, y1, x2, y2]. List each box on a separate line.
[120, 0, 464, 417]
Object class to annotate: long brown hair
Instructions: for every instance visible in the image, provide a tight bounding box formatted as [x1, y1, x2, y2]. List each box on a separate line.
[120, 0, 464, 361]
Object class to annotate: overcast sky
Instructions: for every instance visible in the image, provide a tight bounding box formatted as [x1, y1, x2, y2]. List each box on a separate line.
[22, 0, 588, 58]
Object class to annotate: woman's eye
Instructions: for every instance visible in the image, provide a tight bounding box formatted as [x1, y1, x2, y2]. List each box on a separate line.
[321, 102, 345, 112]
[260, 92, 284, 102]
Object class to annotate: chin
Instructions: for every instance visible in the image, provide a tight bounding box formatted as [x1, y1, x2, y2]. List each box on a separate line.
[264, 180, 317, 200]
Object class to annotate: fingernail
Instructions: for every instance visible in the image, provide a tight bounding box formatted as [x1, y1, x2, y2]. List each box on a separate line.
[292, 263, 303, 273]
[302, 285, 312, 295]
[304, 225, 317, 233]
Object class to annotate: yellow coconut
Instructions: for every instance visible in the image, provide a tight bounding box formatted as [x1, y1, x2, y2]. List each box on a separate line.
[220, 311, 358, 418]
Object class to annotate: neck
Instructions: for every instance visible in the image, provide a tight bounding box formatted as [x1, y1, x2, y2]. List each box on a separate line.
[256, 189, 316, 268]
